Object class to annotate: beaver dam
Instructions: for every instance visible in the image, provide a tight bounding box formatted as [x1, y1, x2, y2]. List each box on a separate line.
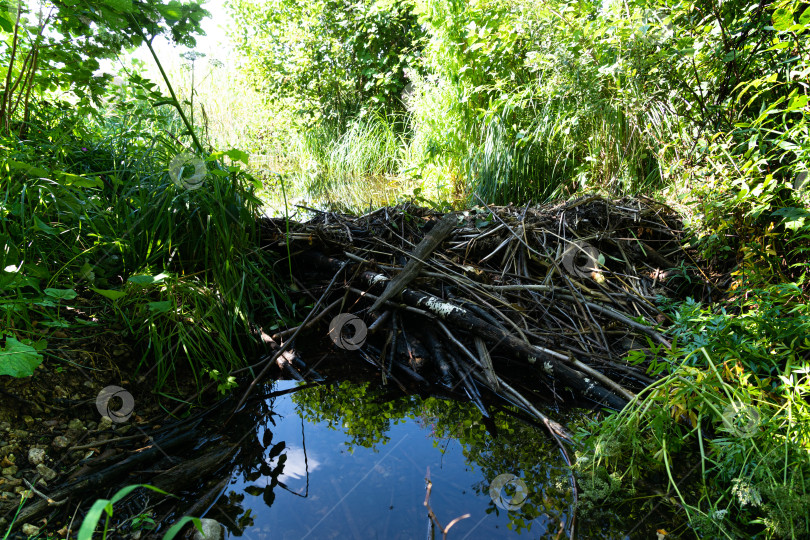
[256, 195, 686, 415]
[1, 196, 697, 538]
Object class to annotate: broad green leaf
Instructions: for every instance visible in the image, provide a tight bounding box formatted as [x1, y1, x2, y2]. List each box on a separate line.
[56, 171, 103, 188]
[0, 14, 13, 33]
[224, 149, 250, 165]
[92, 288, 127, 301]
[104, 0, 134, 13]
[787, 95, 808, 111]
[33, 216, 56, 235]
[0, 337, 44, 378]
[44, 288, 78, 300]
[7, 159, 48, 177]
[773, 8, 793, 31]
[147, 301, 172, 313]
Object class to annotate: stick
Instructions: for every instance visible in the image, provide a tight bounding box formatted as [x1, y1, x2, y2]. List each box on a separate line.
[369, 213, 457, 312]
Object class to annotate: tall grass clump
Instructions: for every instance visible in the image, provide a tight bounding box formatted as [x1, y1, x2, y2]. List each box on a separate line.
[1, 85, 291, 394]
[290, 113, 410, 211]
[402, 0, 673, 206]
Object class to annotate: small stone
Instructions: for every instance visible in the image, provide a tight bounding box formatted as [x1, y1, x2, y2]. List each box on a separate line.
[2, 478, 21, 487]
[52, 436, 70, 449]
[98, 417, 113, 431]
[193, 518, 224, 540]
[0, 456, 12, 467]
[1, 465, 17, 476]
[12, 429, 28, 438]
[54, 386, 68, 398]
[28, 447, 46, 466]
[21, 523, 39, 536]
[68, 419, 84, 431]
[0, 422, 9, 431]
[115, 425, 131, 435]
[86, 421, 97, 430]
[36, 464, 57, 481]
[22, 415, 34, 427]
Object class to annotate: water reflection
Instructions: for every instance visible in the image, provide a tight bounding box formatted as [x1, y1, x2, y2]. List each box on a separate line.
[202, 376, 668, 539]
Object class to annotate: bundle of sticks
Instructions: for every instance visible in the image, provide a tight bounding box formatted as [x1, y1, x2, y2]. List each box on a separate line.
[257, 195, 687, 440]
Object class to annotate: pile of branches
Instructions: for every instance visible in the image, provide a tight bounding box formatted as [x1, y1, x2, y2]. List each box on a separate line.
[257, 195, 687, 440]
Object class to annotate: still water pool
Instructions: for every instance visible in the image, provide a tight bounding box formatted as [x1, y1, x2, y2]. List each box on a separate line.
[203, 377, 669, 539]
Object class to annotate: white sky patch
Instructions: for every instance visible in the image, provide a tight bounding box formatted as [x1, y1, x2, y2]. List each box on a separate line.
[268, 446, 321, 482]
[101, 0, 235, 77]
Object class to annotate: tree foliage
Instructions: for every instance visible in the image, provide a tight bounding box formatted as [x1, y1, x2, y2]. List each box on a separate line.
[227, 0, 423, 126]
[0, 0, 209, 134]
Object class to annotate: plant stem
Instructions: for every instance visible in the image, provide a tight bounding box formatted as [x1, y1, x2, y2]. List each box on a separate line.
[138, 31, 204, 155]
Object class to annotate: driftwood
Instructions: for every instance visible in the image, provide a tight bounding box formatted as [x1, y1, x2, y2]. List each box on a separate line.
[257, 195, 686, 440]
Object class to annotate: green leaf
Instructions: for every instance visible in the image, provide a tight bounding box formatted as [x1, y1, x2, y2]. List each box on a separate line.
[225, 149, 250, 165]
[33, 216, 56, 235]
[0, 14, 14, 33]
[104, 0, 134, 13]
[787, 94, 808, 111]
[44, 288, 78, 301]
[163, 516, 203, 539]
[56, 171, 103, 188]
[78, 484, 173, 539]
[78, 498, 111, 540]
[91, 288, 127, 301]
[7, 159, 48, 177]
[773, 7, 793, 31]
[0, 337, 44, 378]
[147, 301, 172, 313]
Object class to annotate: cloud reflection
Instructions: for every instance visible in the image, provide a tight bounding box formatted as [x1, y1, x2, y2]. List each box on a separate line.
[269, 446, 320, 482]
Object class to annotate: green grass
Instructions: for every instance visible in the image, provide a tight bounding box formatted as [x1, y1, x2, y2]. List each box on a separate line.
[0, 94, 291, 395]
